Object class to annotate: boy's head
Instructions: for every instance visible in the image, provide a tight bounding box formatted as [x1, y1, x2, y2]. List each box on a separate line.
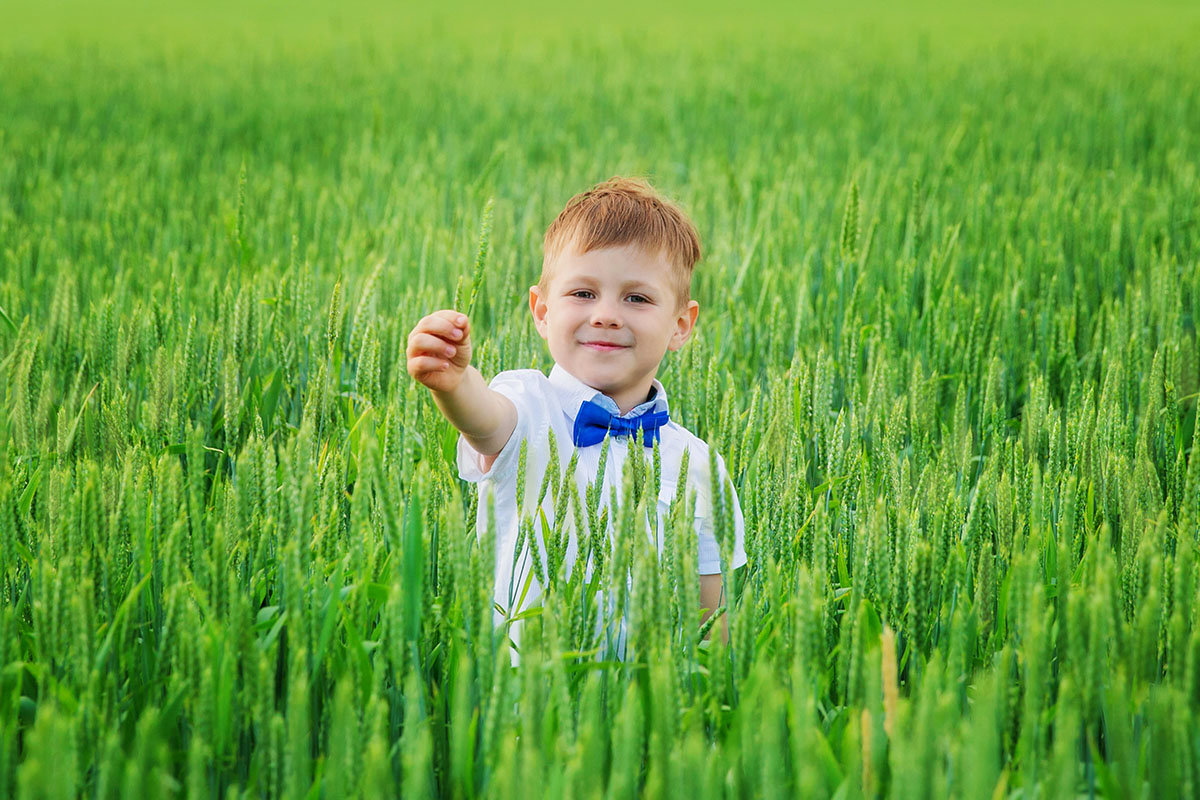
[529, 177, 703, 411]
[538, 176, 702, 308]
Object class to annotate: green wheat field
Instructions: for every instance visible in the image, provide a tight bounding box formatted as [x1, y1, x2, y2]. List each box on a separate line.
[2, 1, 1199, 797]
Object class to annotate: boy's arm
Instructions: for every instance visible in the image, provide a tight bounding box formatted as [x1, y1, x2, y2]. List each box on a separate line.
[406, 310, 517, 460]
[699, 570, 739, 643]
[431, 365, 517, 459]
[698, 453, 749, 643]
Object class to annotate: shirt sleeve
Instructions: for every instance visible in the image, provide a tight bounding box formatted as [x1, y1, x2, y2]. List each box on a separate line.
[697, 450, 749, 574]
[456, 370, 538, 485]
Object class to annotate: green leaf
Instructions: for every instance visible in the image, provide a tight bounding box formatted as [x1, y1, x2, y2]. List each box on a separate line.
[18, 464, 43, 516]
[259, 368, 284, 435]
[60, 382, 99, 461]
[255, 605, 282, 629]
[0, 303, 17, 334]
[93, 572, 152, 670]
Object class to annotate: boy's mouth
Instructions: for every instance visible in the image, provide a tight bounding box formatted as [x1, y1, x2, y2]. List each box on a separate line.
[581, 340, 630, 351]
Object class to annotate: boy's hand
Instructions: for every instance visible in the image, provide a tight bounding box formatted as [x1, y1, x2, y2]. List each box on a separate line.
[406, 310, 473, 394]
[406, 310, 517, 461]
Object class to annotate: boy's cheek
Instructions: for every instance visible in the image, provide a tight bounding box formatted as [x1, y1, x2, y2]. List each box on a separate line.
[533, 311, 554, 341]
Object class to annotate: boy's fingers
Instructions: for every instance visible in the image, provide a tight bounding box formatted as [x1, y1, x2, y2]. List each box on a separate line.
[407, 355, 450, 377]
[419, 312, 469, 342]
[408, 320, 456, 348]
[407, 332, 458, 358]
[412, 314, 451, 338]
[433, 309, 470, 335]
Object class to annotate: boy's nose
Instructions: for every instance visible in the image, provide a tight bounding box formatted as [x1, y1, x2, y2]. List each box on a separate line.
[590, 302, 621, 327]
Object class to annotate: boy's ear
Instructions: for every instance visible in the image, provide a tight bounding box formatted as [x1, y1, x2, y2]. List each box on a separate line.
[667, 300, 700, 351]
[529, 285, 550, 340]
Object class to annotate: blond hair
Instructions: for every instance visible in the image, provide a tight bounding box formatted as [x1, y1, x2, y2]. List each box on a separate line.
[540, 176, 702, 306]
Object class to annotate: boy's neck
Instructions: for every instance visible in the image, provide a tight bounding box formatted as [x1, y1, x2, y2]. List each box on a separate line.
[608, 382, 656, 415]
[555, 363, 658, 415]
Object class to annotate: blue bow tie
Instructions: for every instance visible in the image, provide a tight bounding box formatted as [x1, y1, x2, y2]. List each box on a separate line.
[572, 399, 669, 447]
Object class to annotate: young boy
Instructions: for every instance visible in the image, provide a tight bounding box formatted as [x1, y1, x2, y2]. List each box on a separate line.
[406, 176, 748, 661]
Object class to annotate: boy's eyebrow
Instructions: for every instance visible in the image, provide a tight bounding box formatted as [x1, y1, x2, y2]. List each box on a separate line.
[568, 275, 661, 293]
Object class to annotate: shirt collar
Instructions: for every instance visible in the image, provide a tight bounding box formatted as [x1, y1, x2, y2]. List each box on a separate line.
[548, 362, 670, 420]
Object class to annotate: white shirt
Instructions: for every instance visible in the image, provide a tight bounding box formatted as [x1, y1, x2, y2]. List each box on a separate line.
[456, 363, 748, 661]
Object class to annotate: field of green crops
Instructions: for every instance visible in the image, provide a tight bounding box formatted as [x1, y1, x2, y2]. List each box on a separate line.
[3, 1, 1200, 797]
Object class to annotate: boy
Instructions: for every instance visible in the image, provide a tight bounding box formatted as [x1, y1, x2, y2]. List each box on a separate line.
[406, 176, 748, 661]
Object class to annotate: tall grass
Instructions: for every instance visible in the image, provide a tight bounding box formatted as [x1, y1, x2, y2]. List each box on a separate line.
[1, 1, 1199, 797]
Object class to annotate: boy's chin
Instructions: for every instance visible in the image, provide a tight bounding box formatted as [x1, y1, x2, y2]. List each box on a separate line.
[562, 362, 620, 390]
[571, 365, 659, 395]
[572, 366, 611, 389]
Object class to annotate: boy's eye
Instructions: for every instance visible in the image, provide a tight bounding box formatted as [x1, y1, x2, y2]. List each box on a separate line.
[627, 294, 649, 304]
[570, 290, 594, 299]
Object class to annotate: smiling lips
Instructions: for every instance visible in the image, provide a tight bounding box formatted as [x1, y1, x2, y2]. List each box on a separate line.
[581, 340, 629, 351]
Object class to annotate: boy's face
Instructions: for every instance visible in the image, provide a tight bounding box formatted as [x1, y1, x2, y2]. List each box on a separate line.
[529, 240, 699, 413]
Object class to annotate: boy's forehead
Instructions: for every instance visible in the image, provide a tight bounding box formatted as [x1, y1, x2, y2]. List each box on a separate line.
[549, 240, 673, 279]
